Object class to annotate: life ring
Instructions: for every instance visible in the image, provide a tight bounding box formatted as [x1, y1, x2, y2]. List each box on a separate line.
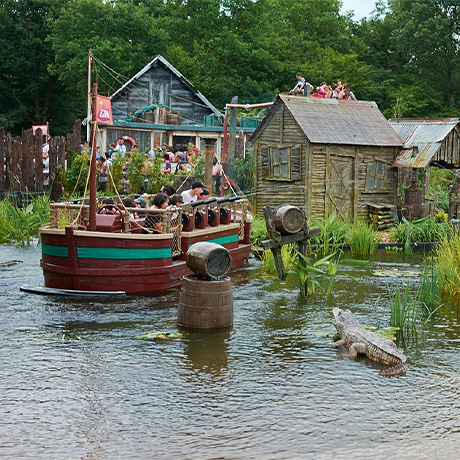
[222, 178, 229, 190]
[122, 135, 137, 150]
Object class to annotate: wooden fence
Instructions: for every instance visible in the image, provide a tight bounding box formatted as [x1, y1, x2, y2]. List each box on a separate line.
[0, 120, 81, 200]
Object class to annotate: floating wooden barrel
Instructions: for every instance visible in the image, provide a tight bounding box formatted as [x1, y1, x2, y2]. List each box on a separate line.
[186, 242, 232, 279]
[177, 275, 233, 328]
[274, 205, 305, 234]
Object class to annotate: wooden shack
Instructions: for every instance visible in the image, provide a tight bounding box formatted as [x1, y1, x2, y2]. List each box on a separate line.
[390, 118, 460, 217]
[97, 55, 255, 155]
[251, 95, 403, 223]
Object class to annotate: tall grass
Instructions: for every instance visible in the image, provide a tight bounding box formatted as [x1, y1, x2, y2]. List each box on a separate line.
[434, 233, 460, 298]
[262, 243, 297, 275]
[250, 216, 267, 247]
[0, 195, 50, 245]
[348, 221, 378, 256]
[389, 282, 420, 329]
[418, 259, 439, 312]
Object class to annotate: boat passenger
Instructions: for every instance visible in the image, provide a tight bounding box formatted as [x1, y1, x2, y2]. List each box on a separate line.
[181, 181, 204, 204]
[160, 184, 176, 198]
[198, 188, 210, 201]
[144, 193, 169, 234]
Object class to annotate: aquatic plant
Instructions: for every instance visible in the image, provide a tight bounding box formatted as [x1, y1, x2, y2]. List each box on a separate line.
[250, 216, 267, 248]
[295, 250, 362, 298]
[433, 233, 460, 299]
[0, 195, 50, 245]
[348, 221, 378, 256]
[262, 243, 297, 275]
[389, 282, 420, 329]
[308, 212, 350, 258]
[392, 216, 449, 250]
[418, 259, 440, 313]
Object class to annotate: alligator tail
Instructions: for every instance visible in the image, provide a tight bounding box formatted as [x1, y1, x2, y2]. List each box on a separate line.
[379, 363, 409, 377]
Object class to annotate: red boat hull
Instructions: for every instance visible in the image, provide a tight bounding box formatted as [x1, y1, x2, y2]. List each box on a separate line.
[40, 223, 251, 296]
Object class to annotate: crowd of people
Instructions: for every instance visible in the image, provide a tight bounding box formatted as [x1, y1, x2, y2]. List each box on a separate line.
[289, 73, 356, 100]
[98, 179, 210, 234]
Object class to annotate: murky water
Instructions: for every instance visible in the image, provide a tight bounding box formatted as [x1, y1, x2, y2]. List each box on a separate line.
[1, 244, 460, 459]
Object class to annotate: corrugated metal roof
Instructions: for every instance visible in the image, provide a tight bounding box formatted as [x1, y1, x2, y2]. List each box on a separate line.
[390, 118, 459, 168]
[252, 95, 403, 146]
[110, 55, 222, 116]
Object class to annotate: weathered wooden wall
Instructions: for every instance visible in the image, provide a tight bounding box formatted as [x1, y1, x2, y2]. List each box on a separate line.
[253, 106, 307, 213]
[1, 121, 81, 199]
[111, 60, 215, 128]
[253, 102, 399, 223]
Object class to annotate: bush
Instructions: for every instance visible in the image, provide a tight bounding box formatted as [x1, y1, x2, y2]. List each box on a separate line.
[233, 148, 254, 193]
[392, 217, 449, 246]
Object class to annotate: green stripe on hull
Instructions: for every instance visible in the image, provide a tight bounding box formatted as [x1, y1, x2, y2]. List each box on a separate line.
[189, 234, 239, 248]
[42, 244, 171, 260]
[42, 244, 69, 258]
[76, 247, 172, 260]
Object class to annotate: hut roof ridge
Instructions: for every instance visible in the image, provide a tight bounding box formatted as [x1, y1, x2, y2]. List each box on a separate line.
[252, 94, 403, 147]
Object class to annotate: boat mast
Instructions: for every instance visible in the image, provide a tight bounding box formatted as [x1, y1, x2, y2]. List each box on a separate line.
[88, 82, 98, 231]
[87, 49, 92, 142]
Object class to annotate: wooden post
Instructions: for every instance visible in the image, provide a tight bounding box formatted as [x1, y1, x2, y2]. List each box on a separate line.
[203, 138, 214, 193]
[88, 83, 98, 231]
[228, 95, 238, 178]
[0, 128, 4, 192]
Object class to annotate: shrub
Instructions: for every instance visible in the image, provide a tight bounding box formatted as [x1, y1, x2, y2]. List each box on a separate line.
[308, 212, 350, 258]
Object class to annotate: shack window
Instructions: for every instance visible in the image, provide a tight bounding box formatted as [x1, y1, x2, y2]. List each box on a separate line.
[270, 146, 291, 180]
[366, 161, 387, 192]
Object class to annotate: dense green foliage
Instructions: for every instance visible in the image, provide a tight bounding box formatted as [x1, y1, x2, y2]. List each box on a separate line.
[0, 195, 50, 245]
[2, 0, 460, 136]
[391, 217, 449, 248]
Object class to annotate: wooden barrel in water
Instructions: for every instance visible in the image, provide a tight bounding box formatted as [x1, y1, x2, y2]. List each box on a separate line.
[186, 242, 232, 279]
[177, 275, 233, 328]
[274, 205, 305, 234]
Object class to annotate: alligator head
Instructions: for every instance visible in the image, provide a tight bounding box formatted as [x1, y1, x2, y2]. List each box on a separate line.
[333, 308, 360, 336]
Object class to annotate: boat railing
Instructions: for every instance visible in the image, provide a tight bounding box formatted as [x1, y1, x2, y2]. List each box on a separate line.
[47, 197, 251, 249]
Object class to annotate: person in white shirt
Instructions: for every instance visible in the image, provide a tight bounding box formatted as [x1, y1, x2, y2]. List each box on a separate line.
[181, 181, 204, 204]
[114, 137, 127, 155]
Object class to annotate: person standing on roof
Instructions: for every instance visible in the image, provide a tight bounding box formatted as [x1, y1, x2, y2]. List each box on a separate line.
[289, 73, 312, 95]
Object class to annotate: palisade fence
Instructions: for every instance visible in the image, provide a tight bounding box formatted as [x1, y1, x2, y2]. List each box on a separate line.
[0, 120, 81, 202]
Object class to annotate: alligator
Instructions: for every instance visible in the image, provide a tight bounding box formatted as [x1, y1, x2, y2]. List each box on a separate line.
[332, 308, 408, 376]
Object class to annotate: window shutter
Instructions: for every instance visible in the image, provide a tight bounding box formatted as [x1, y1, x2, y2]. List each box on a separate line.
[290, 145, 301, 181]
[261, 144, 270, 178]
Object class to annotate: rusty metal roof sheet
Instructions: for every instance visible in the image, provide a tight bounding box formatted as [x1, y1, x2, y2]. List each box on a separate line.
[390, 118, 459, 168]
[275, 95, 403, 146]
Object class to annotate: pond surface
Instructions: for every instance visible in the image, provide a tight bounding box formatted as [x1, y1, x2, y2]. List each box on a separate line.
[1, 245, 460, 459]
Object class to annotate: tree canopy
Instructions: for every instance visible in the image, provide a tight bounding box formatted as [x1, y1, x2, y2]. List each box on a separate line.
[1, 0, 459, 135]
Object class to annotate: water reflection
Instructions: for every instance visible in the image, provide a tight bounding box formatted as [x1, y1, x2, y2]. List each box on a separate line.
[181, 329, 231, 376]
[2, 246, 460, 458]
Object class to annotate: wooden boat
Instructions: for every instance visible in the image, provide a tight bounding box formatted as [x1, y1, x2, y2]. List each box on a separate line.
[39, 196, 251, 296]
[38, 82, 251, 296]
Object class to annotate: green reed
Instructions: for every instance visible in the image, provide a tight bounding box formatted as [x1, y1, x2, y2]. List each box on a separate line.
[348, 221, 378, 256]
[0, 195, 50, 245]
[389, 281, 420, 329]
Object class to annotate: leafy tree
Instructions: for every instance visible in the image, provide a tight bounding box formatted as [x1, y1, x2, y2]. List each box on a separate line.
[0, 0, 70, 134]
